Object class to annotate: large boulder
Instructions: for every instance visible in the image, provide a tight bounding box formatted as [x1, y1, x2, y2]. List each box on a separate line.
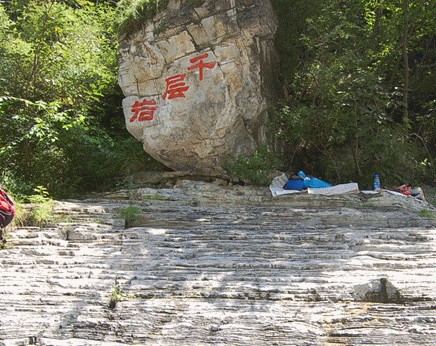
[118, 0, 278, 175]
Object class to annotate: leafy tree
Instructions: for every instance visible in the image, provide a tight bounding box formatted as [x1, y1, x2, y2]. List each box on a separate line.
[0, 0, 160, 197]
[367, 0, 436, 165]
[270, 0, 434, 187]
[271, 0, 324, 92]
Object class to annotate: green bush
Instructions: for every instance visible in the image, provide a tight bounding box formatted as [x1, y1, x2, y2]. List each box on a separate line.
[28, 187, 55, 226]
[119, 205, 142, 227]
[226, 145, 279, 186]
[13, 186, 56, 227]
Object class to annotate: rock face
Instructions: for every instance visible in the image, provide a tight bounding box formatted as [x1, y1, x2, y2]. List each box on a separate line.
[1, 184, 436, 345]
[118, 0, 278, 175]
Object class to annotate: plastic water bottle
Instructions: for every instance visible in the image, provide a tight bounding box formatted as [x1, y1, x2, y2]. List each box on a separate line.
[373, 173, 381, 192]
[297, 171, 309, 180]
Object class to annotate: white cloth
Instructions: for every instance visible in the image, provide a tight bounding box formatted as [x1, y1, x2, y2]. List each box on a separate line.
[308, 183, 359, 195]
[269, 174, 359, 197]
[269, 174, 304, 197]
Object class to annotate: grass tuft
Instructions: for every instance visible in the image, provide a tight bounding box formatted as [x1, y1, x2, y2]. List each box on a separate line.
[117, 0, 169, 39]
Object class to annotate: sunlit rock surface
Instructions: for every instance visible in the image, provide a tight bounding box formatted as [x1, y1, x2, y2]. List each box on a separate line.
[0, 182, 435, 345]
[118, 0, 277, 175]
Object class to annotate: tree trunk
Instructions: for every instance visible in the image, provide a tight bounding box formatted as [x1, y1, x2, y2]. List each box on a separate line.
[402, 0, 410, 124]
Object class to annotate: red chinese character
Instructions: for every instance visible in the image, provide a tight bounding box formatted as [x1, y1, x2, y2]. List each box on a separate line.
[130, 98, 158, 122]
[162, 73, 189, 100]
[187, 53, 217, 81]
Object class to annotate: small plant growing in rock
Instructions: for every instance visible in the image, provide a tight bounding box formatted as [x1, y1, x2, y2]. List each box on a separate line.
[144, 194, 168, 201]
[419, 209, 436, 218]
[109, 285, 121, 309]
[108, 285, 130, 310]
[153, 22, 169, 36]
[117, 0, 169, 38]
[119, 205, 142, 227]
[25, 186, 55, 227]
[0, 235, 11, 249]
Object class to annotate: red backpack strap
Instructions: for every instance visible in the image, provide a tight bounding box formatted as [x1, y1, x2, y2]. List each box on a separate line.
[0, 188, 15, 228]
[0, 188, 15, 214]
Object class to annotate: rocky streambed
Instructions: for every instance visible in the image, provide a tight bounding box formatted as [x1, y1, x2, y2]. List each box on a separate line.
[0, 179, 435, 345]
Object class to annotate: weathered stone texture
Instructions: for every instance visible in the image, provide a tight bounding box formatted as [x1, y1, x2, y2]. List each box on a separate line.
[118, 0, 278, 175]
[0, 183, 435, 345]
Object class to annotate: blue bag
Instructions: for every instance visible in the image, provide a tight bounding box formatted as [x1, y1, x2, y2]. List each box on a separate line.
[298, 171, 332, 189]
[303, 178, 332, 188]
[283, 179, 306, 191]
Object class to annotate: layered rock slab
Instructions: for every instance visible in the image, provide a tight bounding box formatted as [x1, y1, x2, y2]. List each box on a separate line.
[118, 0, 278, 175]
[0, 183, 435, 345]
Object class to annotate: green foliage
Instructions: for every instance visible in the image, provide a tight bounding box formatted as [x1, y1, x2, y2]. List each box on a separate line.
[1, 0, 433, 197]
[59, 130, 163, 197]
[27, 185, 51, 204]
[24, 186, 55, 226]
[119, 205, 141, 225]
[117, 0, 169, 38]
[270, 0, 323, 85]
[0, 1, 164, 198]
[226, 145, 279, 186]
[0, 184, 50, 229]
[270, 0, 435, 187]
[419, 209, 436, 219]
[116, 0, 206, 38]
[422, 185, 436, 207]
[108, 284, 131, 309]
[1, 1, 118, 105]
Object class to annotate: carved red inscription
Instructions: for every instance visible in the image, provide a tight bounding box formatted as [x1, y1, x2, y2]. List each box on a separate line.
[130, 98, 158, 122]
[187, 53, 217, 81]
[162, 73, 189, 100]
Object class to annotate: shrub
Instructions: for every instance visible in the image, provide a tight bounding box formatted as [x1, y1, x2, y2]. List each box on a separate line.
[119, 205, 142, 226]
[226, 145, 279, 186]
[26, 186, 55, 226]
